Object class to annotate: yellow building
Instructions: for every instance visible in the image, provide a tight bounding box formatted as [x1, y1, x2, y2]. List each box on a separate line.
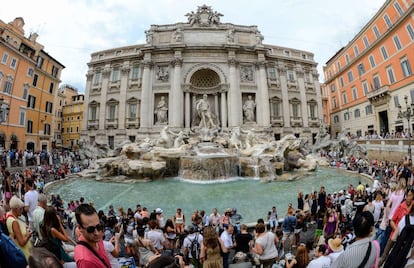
[62, 91, 84, 150]
[55, 84, 78, 149]
[324, 0, 414, 137]
[0, 17, 64, 152]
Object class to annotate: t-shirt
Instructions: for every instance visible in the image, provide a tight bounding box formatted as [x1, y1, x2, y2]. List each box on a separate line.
[255, 232, 278, 260]
[24, 190, 38, 222]
[103, 240, 120, 268]
[235, 233, 253, 253]
[307, 255, 331, 268]
[75, 238, 111, 268]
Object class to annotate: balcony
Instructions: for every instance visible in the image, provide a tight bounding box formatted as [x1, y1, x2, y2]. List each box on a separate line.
[105, 118, 118, 129]
[290, 116, 303, 127]
[270, 116, 283, 127]
[126, 117, 140, 129]
[367, 85, 391, 106]
[308, 117, 320, 127]
[87, 119, 99, 130]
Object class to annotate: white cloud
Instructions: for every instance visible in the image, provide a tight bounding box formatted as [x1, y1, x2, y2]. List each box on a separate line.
[1, 0, 384, 92]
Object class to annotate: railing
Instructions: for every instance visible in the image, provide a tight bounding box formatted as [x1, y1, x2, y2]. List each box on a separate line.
[87, 119, 99, 130]
[125, 117, 140, 128]
[290, 116, 302, 126]
[105, 118, 118, 129]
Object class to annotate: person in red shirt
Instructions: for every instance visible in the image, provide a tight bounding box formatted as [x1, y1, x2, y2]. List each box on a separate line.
[74, 204, 111, 268]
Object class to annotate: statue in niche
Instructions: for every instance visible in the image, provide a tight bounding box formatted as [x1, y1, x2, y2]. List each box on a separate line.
[155, 96, 168, 124]
[174, 28, 183, 42]
[227, 29, 235, 43]
[156, 66, 169, 82]
[195, 94, 217, 129]
[243, 95, 256, 123]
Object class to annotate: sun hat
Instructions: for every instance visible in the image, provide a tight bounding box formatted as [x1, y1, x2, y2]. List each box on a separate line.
[328, 237, 344, 252]
[10, 196, 25, 209]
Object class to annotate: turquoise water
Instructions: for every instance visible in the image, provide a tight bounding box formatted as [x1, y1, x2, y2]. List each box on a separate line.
[46, 168, 369, 224]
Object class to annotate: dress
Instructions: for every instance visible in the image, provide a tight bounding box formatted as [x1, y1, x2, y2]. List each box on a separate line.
[203, 245, 222, 268]
[324, 214, 337, 238]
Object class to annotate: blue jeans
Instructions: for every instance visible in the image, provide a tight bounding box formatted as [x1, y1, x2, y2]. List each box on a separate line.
[378, 225, 391, 255]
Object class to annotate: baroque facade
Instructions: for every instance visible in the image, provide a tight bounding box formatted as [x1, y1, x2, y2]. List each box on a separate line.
[81, 6, 323, 147]
[324, 0, 414, 137]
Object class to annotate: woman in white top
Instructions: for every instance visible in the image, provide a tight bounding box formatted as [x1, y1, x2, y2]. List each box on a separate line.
[251, 223, 278, 268]
[103, 234, 120, 268]
[372, 192, 384, 224]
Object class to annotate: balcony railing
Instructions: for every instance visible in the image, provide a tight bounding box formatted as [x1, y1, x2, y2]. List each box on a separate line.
[367, 85, 390, 106]
[87, 119, 99, 130]
[126, 117, 140, 128]
[105, 118, 118, 129]
[290, 116, 303, 127]
[270, 116, 283, 127]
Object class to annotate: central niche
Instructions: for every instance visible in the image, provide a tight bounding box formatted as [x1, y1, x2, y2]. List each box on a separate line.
[190, 69, 220, 89]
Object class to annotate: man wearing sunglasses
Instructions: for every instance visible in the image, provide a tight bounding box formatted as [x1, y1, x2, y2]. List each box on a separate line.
[74, 204, 111, 268]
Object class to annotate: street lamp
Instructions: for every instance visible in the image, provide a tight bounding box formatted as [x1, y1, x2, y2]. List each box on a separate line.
[0, 97, 10, 123]
[398, 95, 414, 160]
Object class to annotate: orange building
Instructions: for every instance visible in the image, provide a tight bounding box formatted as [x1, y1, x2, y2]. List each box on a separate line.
[0, 17, 64, 152]
[324, 0, 414, 137]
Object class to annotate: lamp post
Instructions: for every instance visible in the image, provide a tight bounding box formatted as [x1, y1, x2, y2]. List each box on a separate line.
[398, 95, 414, 160]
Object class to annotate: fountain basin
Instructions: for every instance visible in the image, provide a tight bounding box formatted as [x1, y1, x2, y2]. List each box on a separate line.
[179, 155, 239, 180]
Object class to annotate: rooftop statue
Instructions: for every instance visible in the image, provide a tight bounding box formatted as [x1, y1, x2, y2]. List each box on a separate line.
[185, 5, 223, 26]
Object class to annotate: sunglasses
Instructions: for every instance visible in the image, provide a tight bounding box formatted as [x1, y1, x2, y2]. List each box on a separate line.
[82, 224, 104, 233]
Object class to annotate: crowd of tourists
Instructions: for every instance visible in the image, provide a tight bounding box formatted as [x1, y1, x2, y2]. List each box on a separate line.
[0, 156, 414, 268]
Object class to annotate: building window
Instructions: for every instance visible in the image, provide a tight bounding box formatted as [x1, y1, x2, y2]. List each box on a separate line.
[365, 105, 373, 115]
[108, 136, 114, 149]
[330, 84, 335, 92]
[51, 66, 59, 78]
[345, 54, 350, 64]
[373, 25, 380, 38]
[19, 109, 25, 125]
[27, 120, 33, 133]
[340, 77, 344, 87]
[333, 115, 339, 123]
[352, 87, 358, 100]
[45, 101, 53, 113]
[131, 65, 140, 80]
[27, 67, 34, 77]
[394, 96, 400, 107]
[36, 56, 44, 68]
[10, 58, 17, 69]
[268, 67, 277, 80]
[33, 74, 38, 87]
[344, 112, 350, 121]
[363, 36, 369, 48]
[354, 109, 360, 118]
[3, 76, 12, 94]
[358, 63, 365, 76]
[394, 2, 404, 16]
[347, 71, 354, 82]
[129, 103, 137, 119]
[93, 71, 102, 85]
[1, 53, 8, 64]
[90, 106, 97, 120]
[49, 82, 54, 94]
[401, 57, 412, 77]
[292, 102, 300, 118]
[284, 50, 291, 56]
[271, 98, 281, 119]
[309, 103, 317, 119]
[384, 14, 392, 28]
[111, 67, 120, 82]
[373, 75, 381, 90]
[362, 80, 369, 95]
[381, 46, 388, 60]
[0, 72, 3, 87]
[287, 70, 295, 82]
[386, 66, 396, 84]
[353, 45, 359, 57]
[407, 24, 414, 41]
[393, 35, 402, 50]
[27, 95, 36, 108]
[369, 55, 376, 68]
[44, 124, 51, 135]
[22, 84, 29, 99]
[342, 92, 347, 104]
[336, 62, 341, 71]
[333, 97, 337, 108]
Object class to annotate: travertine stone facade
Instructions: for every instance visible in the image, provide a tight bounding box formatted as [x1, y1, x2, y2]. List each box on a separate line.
[81, 5, 322, 147]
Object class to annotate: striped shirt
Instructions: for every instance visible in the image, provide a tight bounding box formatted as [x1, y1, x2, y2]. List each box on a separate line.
[331, 237, 377, 268]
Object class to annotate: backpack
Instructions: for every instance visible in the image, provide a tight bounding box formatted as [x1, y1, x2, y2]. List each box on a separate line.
[384, 214, 414, 268]
[0, 227, 28, 268]
[189, 234, 201, 260]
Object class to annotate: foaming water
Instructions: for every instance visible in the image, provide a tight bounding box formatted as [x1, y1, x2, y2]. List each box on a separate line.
[45, 168, 369, 223]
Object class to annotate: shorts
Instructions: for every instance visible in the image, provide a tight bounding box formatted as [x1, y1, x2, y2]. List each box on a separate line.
[282, 231, 294, 242]
[294, 228, 302, 234]
[269, 220, 278, 229]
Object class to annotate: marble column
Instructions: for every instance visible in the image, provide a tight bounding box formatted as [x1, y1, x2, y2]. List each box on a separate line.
[278, 64, 291, 128]
[185, 91, 191, 128]
[118, 62, 130, 130]
[170, 54, 183, 127]
[228, 58, 242, 127]
[296, 66, 309, 128]
[221, 90, 227, 128]
[256, 59, 270, 126]
[98, 64, 111, 131]
[140, 55, 153, 129]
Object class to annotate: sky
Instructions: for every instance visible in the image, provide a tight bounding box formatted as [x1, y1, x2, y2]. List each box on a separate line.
[1, 0, 385, 93]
